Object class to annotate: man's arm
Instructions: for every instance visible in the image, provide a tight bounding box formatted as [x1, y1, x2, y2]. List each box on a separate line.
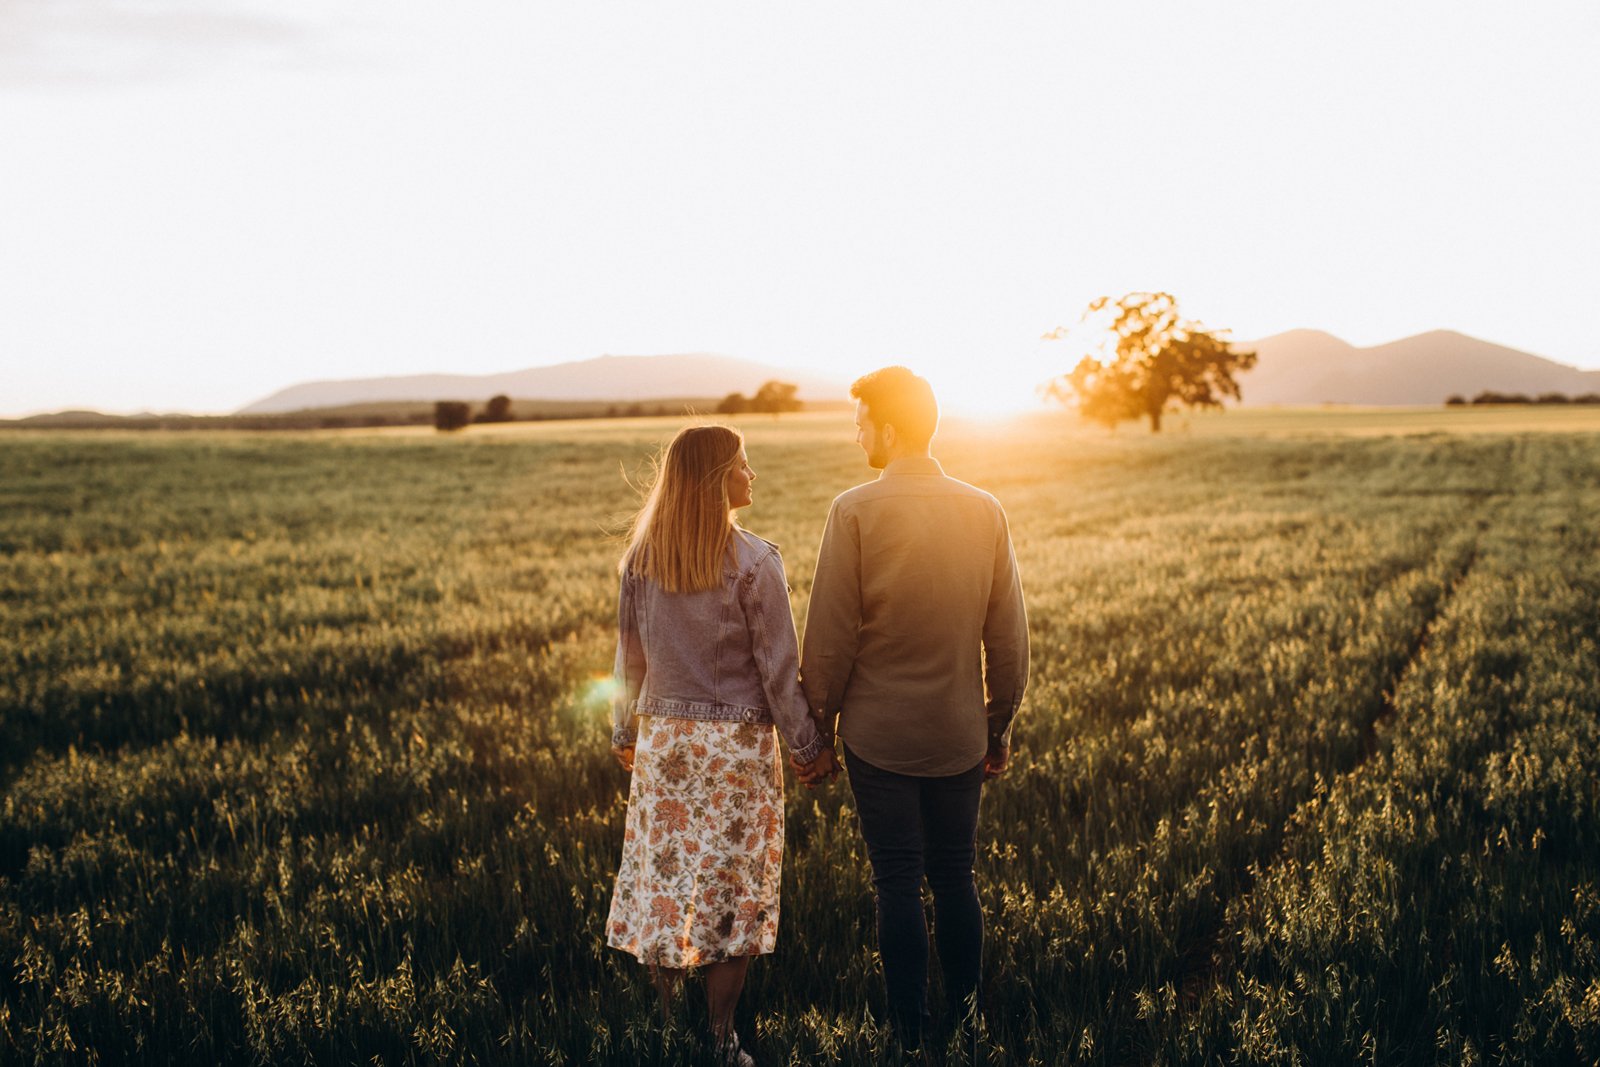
[981, 507, 1029, 755]
[800, 498, 862, 746]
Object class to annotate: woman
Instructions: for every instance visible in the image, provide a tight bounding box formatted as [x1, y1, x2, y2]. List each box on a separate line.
[605, 425, 839, 1065]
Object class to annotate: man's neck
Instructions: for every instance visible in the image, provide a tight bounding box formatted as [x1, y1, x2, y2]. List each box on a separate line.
[882, 444, 932, 466]
[880, 448, 935, 471]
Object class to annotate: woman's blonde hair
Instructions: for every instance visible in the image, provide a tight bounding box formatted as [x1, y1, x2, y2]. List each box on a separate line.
[620, 425, 745, 593]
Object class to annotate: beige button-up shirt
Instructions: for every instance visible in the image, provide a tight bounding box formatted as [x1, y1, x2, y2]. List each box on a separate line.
[800, 455, 1029, 777]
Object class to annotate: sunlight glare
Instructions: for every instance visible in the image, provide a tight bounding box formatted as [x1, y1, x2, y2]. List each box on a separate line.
[925, 364, 1052, 422]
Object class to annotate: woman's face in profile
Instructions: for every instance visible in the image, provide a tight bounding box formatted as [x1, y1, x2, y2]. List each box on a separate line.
[726, 449, 755, 509]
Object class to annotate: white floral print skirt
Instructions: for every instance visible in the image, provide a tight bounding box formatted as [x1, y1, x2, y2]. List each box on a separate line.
[606, 716, 785, 967]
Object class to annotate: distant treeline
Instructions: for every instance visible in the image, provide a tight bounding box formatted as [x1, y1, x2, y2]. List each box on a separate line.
[431, 395, 721, 432]
[714, 380, 804, 415]
[433, 382, 812, 431]
[5, 390, 847, 433]
[1445, 391, 1600, 406]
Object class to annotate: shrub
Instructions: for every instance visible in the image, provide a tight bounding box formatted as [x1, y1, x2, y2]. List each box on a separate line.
[433, 401, 472, 432]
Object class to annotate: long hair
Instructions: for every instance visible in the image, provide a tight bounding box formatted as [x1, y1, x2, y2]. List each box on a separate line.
[620, 425, 744, 593]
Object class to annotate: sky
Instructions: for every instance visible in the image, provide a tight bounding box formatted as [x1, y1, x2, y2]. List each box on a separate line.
[2, 1, 1597, 418]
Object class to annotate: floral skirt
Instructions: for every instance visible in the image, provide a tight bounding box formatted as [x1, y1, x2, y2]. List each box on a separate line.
[606, 716, 785, 967]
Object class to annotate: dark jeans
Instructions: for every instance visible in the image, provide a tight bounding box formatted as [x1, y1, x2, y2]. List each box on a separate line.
[844, 745, 985, 1052]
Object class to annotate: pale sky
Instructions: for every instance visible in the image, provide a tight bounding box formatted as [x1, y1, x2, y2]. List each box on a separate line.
[2, 1, 1597, 417]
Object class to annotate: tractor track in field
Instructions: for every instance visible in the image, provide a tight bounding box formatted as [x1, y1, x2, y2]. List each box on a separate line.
[1169, 499, 1504, 1011]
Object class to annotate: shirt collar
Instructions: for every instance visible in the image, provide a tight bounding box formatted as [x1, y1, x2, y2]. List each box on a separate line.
[879, 455, 944, 479]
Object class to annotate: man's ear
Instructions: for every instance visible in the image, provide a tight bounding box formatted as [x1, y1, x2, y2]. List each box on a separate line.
[881, 423, 898, 450]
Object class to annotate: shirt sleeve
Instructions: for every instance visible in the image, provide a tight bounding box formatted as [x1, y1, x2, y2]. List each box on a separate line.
[982, 506, 1029, 748]
[611, 571, 645, 747]
[800, 498, 862, 745]
[741, 551, 824, 765]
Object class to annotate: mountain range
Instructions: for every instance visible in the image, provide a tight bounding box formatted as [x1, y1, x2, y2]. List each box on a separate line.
[238, 354, 849, 415]
[234, 331, 1600, 415]
[1238, 329, 1600, 405]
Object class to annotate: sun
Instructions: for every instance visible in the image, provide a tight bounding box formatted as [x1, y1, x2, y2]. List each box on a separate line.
[924, 365, 1050, 422]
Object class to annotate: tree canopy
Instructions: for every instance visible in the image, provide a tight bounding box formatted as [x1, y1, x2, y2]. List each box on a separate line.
[1043, 292, 1257, 432]
[716, 380, 802, 415]
[480, 395, 513, 423]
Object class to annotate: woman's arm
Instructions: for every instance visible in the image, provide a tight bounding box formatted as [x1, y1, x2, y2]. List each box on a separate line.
[741, 551, 826, 766]
[611, 571, 645, 752]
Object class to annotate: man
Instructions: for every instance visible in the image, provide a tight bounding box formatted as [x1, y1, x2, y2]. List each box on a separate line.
[798, 365, 1029, 1058]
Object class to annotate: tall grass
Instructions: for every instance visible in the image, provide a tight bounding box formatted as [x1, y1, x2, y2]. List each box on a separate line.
[1, 413, 1596, 1064]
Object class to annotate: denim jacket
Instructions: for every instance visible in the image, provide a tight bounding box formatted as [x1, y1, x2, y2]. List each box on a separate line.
[611, 529, 825, 764]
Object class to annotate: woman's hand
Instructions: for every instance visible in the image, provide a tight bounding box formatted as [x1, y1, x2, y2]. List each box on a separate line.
[793, 747, 840, 788]
[611, 744, 636, 773]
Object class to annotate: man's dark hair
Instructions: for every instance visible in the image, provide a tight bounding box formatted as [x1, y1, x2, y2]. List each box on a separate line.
[850, 366, 938, 448]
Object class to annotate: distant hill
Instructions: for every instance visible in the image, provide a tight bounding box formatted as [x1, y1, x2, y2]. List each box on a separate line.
[1237, 329, 1600, 405]
[238, 353, 849, 415]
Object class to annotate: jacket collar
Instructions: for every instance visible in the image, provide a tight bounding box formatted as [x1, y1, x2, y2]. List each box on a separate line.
[879, 455, 944, 479]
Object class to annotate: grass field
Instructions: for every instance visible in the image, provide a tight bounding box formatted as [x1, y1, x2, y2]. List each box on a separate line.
[2, 408, 1599, 1065]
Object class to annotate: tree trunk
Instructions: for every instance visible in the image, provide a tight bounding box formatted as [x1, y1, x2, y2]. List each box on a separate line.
[1148, 409, 1163, 433]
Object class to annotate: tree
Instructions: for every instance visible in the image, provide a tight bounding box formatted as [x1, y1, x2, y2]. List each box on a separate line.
[433, 401, 471, 432]
[1042, 292, 1257, 432]
[480, 394, 513, 422]
[717, 392, 750, 414]
[750, 380, 801, 414]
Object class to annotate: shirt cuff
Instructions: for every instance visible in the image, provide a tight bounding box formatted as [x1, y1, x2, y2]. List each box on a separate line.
[789, 732, 826, 766]
[986, 702, 1020, 747]
[811, 708, 837, 748]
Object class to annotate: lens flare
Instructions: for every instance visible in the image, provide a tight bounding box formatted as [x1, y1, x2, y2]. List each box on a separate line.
[576, 674, 621, 711]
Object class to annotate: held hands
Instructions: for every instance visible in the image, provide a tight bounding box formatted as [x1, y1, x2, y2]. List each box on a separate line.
[791, 746, 840, 788]
[611, 744, 636, 773]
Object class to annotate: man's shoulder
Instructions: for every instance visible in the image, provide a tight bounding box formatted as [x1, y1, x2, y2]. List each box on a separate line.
[935, 474, 1005, 509]
[831, 480, 881, 510]
[836, 472, 1005, 513]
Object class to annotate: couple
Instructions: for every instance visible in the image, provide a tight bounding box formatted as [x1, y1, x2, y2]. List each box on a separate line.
[605, 366, 1029, 1063]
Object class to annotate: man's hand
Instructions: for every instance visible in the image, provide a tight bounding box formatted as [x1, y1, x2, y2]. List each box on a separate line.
[792, 747, 841, 788]
[983, 742, 1009, 781]
[611, 744, 636, 773]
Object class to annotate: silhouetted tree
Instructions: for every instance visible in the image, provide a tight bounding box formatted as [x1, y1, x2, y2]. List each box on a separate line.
[1536, 392, 1571, 405]
[433, 401, 472, 431]
[481, 394, 513, 422]
[717, 392, 750, 414]
[1575, 393, 1600, 405]
[1043, 292, 1256, 432]
[1472, 391, 1531, 405]
[1445, 395, 1467, 406]
[751, 380, 802, 414]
